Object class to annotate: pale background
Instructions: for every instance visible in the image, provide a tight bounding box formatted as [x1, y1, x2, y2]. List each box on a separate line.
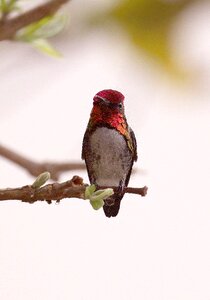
[0, 1, 210, 299]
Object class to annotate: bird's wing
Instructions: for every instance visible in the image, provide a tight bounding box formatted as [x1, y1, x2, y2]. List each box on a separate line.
[81, 128, 89, 160]
[129, 126, 138, 162]
[123, 127, 137, 188]
[81, 127, 97, 184]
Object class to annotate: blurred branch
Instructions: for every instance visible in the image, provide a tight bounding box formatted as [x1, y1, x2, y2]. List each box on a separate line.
[0, 174, 147, 203]
[0, 144, 147, 205]
[0, 0, 70, 41]
[0, 144, 85, 181]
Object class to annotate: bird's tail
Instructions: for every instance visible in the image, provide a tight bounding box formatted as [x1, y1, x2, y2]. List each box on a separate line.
[103, 195, 123, 218]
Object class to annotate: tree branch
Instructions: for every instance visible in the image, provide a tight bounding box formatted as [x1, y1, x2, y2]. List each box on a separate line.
[0, 144, 85, 181]
[99, 185, 148, 197]
[0, 175, 148, 203]
[0, 0, 70, 41]
[0, 175, 86, 203]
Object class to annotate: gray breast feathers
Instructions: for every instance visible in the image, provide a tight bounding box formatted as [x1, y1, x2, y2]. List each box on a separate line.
[85, 127, 133, 186]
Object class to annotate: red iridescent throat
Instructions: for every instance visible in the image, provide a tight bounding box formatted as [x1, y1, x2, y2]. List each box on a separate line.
[90, 105, 127, 136]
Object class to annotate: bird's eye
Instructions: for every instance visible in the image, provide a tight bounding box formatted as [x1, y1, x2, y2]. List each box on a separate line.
[118, 103, 123, 109]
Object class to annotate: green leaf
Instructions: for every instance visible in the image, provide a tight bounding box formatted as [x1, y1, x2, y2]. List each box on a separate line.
[0, 0, 18, 13]
[35, 14, 67, 39]
[30, 39, 61, 57]
[90, 199, 104, 210]
[16, 17, 52, 41]
[16, 14, 67, 41]
[85, 185, 114, 211]
[32, 172, 51, 189]
[90, 188, 114, 202]
[85, 184, 96, 199]
[15, 14, 67, 57]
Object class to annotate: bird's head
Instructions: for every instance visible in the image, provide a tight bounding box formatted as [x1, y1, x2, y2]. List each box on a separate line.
[93, 89, 125, 114]
[90, 89, 127, 133]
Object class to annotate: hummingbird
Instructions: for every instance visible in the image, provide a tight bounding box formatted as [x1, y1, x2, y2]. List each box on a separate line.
[82, 89, 137, 217]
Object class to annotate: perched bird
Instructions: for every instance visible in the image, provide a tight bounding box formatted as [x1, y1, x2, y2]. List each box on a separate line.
[82, 89, 137, 217]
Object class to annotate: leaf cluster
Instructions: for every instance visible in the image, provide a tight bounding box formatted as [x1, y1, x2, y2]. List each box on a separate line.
[0, 0, 202, 74]
[16, 14, 67, 57]
[0, 1, 67, 56]
[0, 0, 18, 15]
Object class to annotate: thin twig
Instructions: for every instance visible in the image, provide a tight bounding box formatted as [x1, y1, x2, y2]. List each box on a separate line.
[0, 0, 70, 41]
[99, 186, 148, 197]
[0, 144, 85, 181]
[0, 175, 148, 203]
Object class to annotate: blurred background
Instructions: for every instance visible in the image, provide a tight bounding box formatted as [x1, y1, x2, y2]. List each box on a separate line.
[0, 0, 210, 299]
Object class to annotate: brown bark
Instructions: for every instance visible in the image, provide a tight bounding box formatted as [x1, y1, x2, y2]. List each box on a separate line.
[0, 174, 147, 203]
[0, 143, 148, 202]
[0, 175, 86, 203]
[100, 185, 148, 197]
